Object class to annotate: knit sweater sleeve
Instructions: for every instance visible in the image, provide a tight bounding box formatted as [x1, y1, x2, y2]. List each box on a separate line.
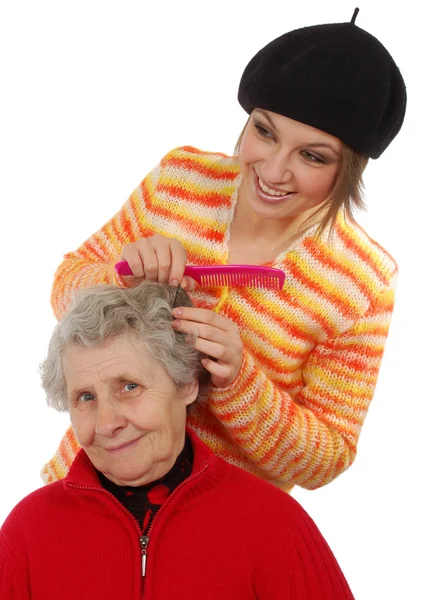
[267, 513, 355, 599]
[0, 532, 30, 599]
[208, 275, 396, 489]
[50, 159, 164, 320]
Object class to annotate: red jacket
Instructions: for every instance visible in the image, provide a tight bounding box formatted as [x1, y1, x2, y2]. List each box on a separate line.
[0, 430, 354, 599]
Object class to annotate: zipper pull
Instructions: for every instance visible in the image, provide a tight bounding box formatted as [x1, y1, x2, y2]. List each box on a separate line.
[140, 535, 149, 577]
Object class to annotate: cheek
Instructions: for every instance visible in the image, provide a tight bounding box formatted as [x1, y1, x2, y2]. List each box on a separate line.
[128, 396, 168, 430]
[146, 394, 187, 434]
[299, 167, 338, 199]
[70, 409, 94, 446]
[239, 132, 261, 168]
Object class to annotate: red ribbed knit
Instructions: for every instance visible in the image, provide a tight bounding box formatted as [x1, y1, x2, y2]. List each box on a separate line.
[1, 430, 354, 599]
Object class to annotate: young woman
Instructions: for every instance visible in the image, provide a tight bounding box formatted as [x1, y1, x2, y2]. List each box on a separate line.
[42, 10, 406, 493]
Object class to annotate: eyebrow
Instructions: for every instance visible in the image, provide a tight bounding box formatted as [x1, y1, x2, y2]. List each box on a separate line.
[306, 143, 341, 156]
[256, 109, 278, 131]
[255, 109, 341, 156]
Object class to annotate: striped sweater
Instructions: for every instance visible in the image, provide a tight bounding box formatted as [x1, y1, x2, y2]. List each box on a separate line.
[43, 146, 397, 492]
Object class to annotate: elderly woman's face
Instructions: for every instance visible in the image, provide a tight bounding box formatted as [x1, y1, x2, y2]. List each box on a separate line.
[63, 335, 198, 486]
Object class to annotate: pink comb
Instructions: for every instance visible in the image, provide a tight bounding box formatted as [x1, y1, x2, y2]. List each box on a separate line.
[115, 261, 285, 290]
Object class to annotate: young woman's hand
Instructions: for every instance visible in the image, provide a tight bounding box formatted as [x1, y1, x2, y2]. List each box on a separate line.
[171, 307, 243, 388]
[119, 234, 196, 290]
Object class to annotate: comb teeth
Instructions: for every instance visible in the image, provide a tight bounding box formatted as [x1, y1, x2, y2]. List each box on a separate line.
[198, 273, 282, 289]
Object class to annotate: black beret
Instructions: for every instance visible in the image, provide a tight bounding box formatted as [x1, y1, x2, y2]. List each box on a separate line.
[238, 10, 406, 158]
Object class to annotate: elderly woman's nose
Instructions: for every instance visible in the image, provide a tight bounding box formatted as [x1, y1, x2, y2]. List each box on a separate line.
[95, 401, 126, 436]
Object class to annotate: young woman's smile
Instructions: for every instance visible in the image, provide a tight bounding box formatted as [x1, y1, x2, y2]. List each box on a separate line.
[254, 170, 296, 204]
[238, 109, 342, 224]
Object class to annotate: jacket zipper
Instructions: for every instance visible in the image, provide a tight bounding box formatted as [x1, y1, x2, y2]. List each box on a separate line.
[67, 484, 145, 584]
[68, 462, 209, 588]
[140, 535, 149, 577]
[137, 463, 209, 580]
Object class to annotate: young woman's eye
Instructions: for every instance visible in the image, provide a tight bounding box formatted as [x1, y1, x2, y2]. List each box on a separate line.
[301, 150, 326, 164]
[254, 123, 273, 139]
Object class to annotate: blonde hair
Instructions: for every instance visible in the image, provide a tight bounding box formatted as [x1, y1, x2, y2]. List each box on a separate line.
[234, 115, 369, 234]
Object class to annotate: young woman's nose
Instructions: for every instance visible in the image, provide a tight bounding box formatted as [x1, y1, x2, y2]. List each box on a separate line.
[260, 149, 294, 186]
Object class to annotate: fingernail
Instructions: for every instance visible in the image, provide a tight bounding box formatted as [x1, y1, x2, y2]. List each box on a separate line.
[171, 320, 180, 328]
[171, 279, 179, 286]
[172, 308, 182, 316]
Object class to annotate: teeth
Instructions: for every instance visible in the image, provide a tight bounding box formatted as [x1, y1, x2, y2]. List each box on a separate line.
[258, 177, 289, 196]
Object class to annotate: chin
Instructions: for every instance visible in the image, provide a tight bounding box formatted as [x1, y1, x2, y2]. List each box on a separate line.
[249, 199, 288, 220]
[107, 469, 150, 486]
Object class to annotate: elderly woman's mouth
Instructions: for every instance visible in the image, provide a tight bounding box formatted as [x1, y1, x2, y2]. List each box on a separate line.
[105, 437, 143, 453]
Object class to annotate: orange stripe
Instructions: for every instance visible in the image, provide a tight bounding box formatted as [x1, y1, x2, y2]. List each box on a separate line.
[80, 228, 112, 261]
[211, 365, 258, 413]
[119, 200, 142, 242]
[110, 216, 124, 253]
[303, 238, 376, 299]
[73, 241, 104, 262]
[58, 443, 73, 472]
[222, 300, 314, 349]
[256, 401, 301, 467]
[142, 181, 226, 244]
[220, 305, 318, 376]
[319, 341, 385, 364]
[337, 220, 395, 285]
[175, 146, 231, 160]
[45, 459, 61, 483]
[312, 359, 380, 380]
[218, 386, 294, 444]
[157, 182, 233, 209]
[293, 437, 354, 487]
[162, 153, 239, 181]
[295, 443, 334, 487]
[301, 395, 363, 428]
[235, 286, 336, 340]
[284, 258, 356, 319]
[67, 427, 80, 455]
[239, 283, 335, 338]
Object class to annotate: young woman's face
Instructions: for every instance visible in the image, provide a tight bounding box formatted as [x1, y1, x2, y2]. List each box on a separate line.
[237, 109, 343, 223]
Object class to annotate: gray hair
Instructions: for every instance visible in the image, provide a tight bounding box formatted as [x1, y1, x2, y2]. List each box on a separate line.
[40, 282, 210, 412]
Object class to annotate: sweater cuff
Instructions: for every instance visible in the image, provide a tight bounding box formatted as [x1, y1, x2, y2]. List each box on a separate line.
[208, 351, 256, 404]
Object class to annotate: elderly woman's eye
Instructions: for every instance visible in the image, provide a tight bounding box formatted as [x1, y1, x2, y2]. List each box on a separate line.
[79, 392, 95, 403]
[123, 383, 139, 392]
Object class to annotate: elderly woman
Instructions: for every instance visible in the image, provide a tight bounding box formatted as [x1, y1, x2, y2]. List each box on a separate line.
[0, 283, 354, 599]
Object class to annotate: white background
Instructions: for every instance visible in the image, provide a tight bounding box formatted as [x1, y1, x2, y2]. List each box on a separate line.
[0, 1, 420, 598]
